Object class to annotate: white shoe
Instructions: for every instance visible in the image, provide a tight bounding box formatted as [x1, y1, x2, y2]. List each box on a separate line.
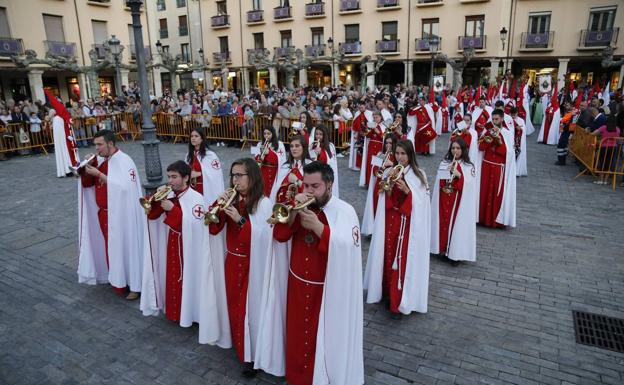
[336, 153, 345, 158]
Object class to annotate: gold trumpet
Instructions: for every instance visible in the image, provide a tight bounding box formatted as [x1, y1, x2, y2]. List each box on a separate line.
[139, 185, 173, 214]
[378, 164, 405, 193]
[69, 154, 97, 177]
[289, 122, 303, 138]
[204, 185, 238, 225]
[441, 159, 459, 194]
[257, 140, 270, 167]
[267, 196, 316, 225]
[375, 152, 392, 178]
[190, 176, 198, 188]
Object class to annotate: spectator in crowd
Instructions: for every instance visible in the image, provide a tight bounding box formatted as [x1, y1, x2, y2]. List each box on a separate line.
[591, 114, 621, 185]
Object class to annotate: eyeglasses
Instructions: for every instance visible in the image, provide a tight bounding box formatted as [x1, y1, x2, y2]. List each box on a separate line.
[230, 173, 248, 179]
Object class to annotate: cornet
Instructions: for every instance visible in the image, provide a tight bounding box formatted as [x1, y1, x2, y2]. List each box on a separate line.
[204, 185, 238, 225]
[69, 154, 97, 177]
[441, 159, 459, 194]
[375, 152, 392, 178]
[267, 196, 316, 225]
[139, 185, 173, 215]
[257, 140, 270, 167]
[290, 122, 303, 138]
[378, 164, 405, 193]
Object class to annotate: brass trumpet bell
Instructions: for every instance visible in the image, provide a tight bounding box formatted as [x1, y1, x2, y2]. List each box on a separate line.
[266, 196, 316, 225]
[139, 185, 173, 215]
[203, 186, 238, 225]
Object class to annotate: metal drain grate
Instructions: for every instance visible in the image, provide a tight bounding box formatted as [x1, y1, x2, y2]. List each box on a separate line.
[573, 310, 624, 353]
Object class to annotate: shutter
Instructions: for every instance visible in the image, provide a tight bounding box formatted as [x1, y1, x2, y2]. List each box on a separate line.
[91, 20, 108, 44]
[43, 14, 65, 42]
[0, 8, 10, 37]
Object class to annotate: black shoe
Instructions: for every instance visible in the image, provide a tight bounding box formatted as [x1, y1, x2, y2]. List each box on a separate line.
[242, 362, 258, 378]
[389, 312, 403, 320]
[450, 260, 461, 267]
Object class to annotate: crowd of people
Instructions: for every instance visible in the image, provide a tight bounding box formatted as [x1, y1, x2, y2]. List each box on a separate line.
[6, 74, 623, 384]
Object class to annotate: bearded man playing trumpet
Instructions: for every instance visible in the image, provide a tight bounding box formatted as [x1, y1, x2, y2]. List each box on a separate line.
[207, 158, 283, 378]
[273, 161, 364, 385]
[77, 130, 144, 300]
[364, 140, 431, 319]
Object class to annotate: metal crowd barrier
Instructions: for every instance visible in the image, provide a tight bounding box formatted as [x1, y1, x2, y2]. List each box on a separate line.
[570, 127, 624, 190]
[0, 122, 53, 154]
[72, 112, 141, 142]
[594, 137, 624, 190]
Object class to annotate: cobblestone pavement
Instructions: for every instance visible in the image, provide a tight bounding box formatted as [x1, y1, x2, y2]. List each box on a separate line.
[1, 134, 623, 385]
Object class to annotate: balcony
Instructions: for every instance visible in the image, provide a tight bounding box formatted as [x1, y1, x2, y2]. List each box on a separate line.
[416, 0, 443, 6]
[415, 37, 442, 54]
[92, 44, 108, 60]
[275, 47, 293, 58]
[0, 38, 23, 57]
[305, 2, 325, 18]
[519, 31, 554, 51]
[247, 9, 264, 24]
[176, 0, 186, 7]
[339, 41, 362, 55]
[211, 15, 229, 28]
[339, 0, 361, 14]
[377, 0, 400, 9]
[159, 28, 168, 39]
[376, 39, 400, 54]
[213, 51, 231, 63]
[305, 44, 325, 57]
[247, 48, 268, 57]
[578, 28, 619, 50]
[44, 41, 77, 58]
[458, 35, 486, 51]
[179, 25, 188, 36]
[274, 6, 292, 21]
[129, 45, 152, 61]
[87, 0, 111, 6]
[459, 0, 489, 3]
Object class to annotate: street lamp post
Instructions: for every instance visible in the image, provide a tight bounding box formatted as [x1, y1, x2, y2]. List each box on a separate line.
[428, 35, 440, 87]
[107, 35, 123, 97]
[499, 27, 508, 74]
[198, 48, 206, 89]
[327, 37, 335, 85]
[126, 0, 162, 192]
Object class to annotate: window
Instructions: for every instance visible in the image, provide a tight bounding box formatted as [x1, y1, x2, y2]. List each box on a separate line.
[528, 12, 550, 34]
[252, 0, 262, 10]
[345, 24, 359, 43]
[280, 30, 292, 47]
[465, 15, 484, 37]
[216, 1, 227, 15]
[588, 6, 616, 31]
[91, 20, 107, 44]
[382, 21, 397, 41]
[422, 18, 439, 38]
[311, 27, 324, 46]
[159, 18, 168, 38]
[219, 36, 229, 53]
[0, 8, 10, 37]
[176, 0, 186, 8]
[280, 0, 290, 7]
[157, 0, 166, 11]
[181, 43, 190, 61]
[43, 14, 65, 42]
[127, 24, 134, 46]
[161, 45, 169, 53]
[253, 32, 264, 49]
[179, 15, 188, 36]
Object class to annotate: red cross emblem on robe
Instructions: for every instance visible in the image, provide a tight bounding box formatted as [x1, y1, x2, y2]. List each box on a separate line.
[192, 204, 204, 219]
[211, 159, 221, 169]
[129, 169, 136, 182]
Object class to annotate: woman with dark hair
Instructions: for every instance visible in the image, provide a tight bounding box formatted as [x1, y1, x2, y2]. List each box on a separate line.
[430, 138, 477, 266]
[364, 139, 430, 318]
[309, 124, 339, 197]
[208, 158, 282, 377]
[359, 110, 386, 187]
[592, 114, 622, 185]
[186, 128, 224, 202]
[254, 125, 286, 197]
[362, 133, 397, 236]
[297, 110, 314, 144]
[269, 135, 311, 203]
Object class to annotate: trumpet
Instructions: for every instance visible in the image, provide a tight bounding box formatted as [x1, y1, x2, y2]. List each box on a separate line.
[361, 121, 376, 136]
[190, 176, 198, 188]
[441, 159, 459, 194]
[139, 185, 173, 215]
[69, 154, 97, 177]
[257, 140, 270, 167]
[478, 128, 502, 145]
[375, 152, 392, 178]
[267, 196, 316, 225]
[378, 164, 405, 193]
[289, 122, 303, 138]
[204, 185, 238, 225]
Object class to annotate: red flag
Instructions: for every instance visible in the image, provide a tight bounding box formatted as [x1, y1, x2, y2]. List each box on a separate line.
[550, 83, 559, 110]
[474, 85, 481, 102]
[510, 80, 517, 99]
[441, 89, 447, 108]
[44, 89, 78, 166]
[429, 86, 435, 104]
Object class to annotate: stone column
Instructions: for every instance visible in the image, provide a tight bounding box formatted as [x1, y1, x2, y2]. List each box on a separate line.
[27, 69, 45, 103]
[404, 60, 413, 86]
[170, 72, 180, 94]
[489, 59, 500, 84]
[333, 63, 340, 85]
[269, 67, 278, 88]
[299, 68, 308, 87]
[152, 68, 163, 96]
[1, 76, 11, 101]
[557, 58, 570, 90]
[221, 69, 229, 92]
[242, 68, 251, 94]
[445, 62, 454, 88]
[366, 62, 375, 91]
[77, 73, 88, 102]
[120, 69, 130, 88]
[618, 63, 624, 89]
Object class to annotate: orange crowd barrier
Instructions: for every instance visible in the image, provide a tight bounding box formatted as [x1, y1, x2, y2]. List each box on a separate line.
[570, 127, 623, 190]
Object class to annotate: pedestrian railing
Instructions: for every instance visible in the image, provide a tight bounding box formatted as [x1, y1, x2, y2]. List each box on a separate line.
[0, 122, 53, 154]
[569, 127, 623, 190]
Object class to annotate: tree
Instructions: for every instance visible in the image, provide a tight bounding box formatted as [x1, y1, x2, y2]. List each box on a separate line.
[435, 48, 475, 92]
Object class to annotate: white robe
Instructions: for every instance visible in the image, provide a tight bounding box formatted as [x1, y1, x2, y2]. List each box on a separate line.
[430, 160, 477, 262]
[361, 168, 378, 236]
[537, 105, 560, 145]
[269, 160, 309, 202]
[514, 117, 528, 177]
[312, 196, 364, 385]
[349, 110, 372, 170]
[359, 125, 385, 187]
[496, 127, 517, 227]
[407, 105, 437, 154]
[52, 115, 72, 177]
[310, 143, 340, 198]
[364, 167, 431, 314]
[522, 84, 535, 136]
[77, 150, 144, 292]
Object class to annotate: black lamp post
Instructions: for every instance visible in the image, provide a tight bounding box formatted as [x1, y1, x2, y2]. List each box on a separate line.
[126, 0, 162, 192]
[327, 37, 335, 85]
[107, 35, 123, 96]
[500, 27, 509, 74]
[428, 35, 440, 86]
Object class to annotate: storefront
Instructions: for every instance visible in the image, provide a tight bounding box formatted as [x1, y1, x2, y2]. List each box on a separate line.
[376, 61, 404, 88]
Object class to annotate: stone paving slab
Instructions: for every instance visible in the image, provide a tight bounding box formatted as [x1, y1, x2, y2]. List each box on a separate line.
[0, 135, 623, 385]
